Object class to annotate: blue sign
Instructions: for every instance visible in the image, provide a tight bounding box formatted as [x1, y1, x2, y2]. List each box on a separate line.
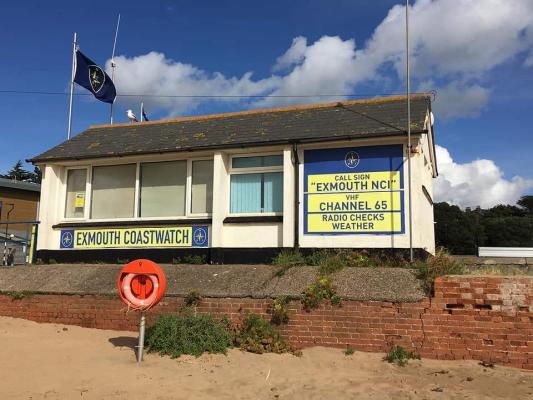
[303, 145, 405, 235]
[58, 226, 209, 249]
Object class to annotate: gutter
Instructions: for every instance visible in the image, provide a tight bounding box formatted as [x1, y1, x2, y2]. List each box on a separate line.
[292, 143, 300, 250]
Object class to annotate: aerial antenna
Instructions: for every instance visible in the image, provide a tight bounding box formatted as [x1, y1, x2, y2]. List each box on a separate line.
[109, 14, 121, 124]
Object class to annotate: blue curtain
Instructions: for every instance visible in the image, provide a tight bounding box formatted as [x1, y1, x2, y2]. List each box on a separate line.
[263, 172, 283, 212]
[230, 172, 283, 213]
[230, 174, 262, 213]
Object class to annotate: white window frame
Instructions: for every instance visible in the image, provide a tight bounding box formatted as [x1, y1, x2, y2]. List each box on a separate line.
[62, 166, 91, 220]
[60, 157, 214, 223]
[228, 152, 284, 216]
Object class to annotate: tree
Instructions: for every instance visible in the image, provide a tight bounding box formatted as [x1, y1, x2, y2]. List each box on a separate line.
[0, 161, 41, 184]
[0, 160, 32, 181]
[517, 195, 533, 213]
[434, 202, 482, 255]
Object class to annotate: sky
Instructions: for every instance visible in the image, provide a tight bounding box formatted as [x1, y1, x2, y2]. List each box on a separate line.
[0, 0, 532, 208]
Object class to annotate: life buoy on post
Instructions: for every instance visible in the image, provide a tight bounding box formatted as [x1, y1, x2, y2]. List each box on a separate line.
[117, 259, 166, 363]
[117, 259, 166, 311]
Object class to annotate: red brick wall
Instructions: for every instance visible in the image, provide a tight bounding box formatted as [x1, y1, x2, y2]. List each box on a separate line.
[0, 275, 532, 369]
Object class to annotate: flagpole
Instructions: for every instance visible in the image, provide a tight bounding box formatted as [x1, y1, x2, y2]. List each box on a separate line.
[406, 0, 413, 262]
[67, 32, 77, 140]
[140, 101, 144, 122]
[110, 14, 121, 124]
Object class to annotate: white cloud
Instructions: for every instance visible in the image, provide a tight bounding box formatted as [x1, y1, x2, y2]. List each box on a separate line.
[434, 145, 533, 208]
[108, 0, 533, 118]
[108, 52, 279, 116]
[273, 36, 307, 72]
[422, 81, 491, 119]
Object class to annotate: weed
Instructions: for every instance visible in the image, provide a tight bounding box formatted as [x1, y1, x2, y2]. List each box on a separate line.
[330, 294, 342, 307]
[183, 254, 206, 265]
[270, 296, 290, 325]
[272, 250, 306, 276]
[340, 250, 377, 268]
[145, 313, 233, 358]
[302, 276, 337, 311]
[116, 258, 129, 264]
[414, 249, 465, 295]
[344, 346, 355, 356]
[318, 252, 346, 275]
[383, 345, 420, 366]
[5, 291, 35, 300]
[184, 290, 202, 307]
[48, 258, 57, 264]
[235, 313, 295, 354]
[468, 265, 530, 276]
[305, 249, 333, 266]
[172, 257, 181, 265]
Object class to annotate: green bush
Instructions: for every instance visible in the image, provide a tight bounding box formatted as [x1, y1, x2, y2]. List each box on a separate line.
[317, 252, 346, 275]
[383, 345, 420, 366]
[344, 346, 355, 356]
[145, 313, 233, 358]
[302, 276, 338, 311]
[305, 249, 333, 266]
[270, 296, 290, 325]
[184, 290, 202, 307]
[272, 250, 306, 276]
[235, 314, 294, 354]
[414, 249, 465, 295]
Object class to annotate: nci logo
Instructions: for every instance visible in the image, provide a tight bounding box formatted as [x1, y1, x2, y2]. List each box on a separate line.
[344, 151, 360, 169]
[60, 230, 75, 249]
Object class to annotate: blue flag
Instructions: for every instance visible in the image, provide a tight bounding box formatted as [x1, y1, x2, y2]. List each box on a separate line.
[74, 50, 116, 104]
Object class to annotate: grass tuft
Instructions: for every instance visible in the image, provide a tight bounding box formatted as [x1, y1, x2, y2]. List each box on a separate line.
[383, 345, 420, 366]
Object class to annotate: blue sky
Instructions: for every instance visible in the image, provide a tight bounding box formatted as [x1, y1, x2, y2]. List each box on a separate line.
[1, 0, 532, 207]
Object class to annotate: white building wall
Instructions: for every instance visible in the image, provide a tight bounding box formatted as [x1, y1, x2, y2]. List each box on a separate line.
[35, 136, 436, 254]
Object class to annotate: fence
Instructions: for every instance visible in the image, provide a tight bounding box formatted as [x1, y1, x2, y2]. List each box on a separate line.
[0, 221, 38, 266]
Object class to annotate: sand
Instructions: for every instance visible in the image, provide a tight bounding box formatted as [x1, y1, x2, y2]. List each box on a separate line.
[0, 317, 532, 400]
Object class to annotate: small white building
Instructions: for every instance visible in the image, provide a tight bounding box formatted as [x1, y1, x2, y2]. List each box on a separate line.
[29, 95, 437, 263]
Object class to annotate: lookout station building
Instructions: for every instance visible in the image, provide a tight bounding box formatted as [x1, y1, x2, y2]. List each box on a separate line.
[29, 95, 437, 263]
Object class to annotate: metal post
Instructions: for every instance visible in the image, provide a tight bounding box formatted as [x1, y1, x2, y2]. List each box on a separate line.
[137, 311, 146, 363]
[2, 203, 14, 266]
[67, 32, 77, 140]
[110, 14, 121, 124]
[406, 0, 413, 262]
[140, 102, 144, 122]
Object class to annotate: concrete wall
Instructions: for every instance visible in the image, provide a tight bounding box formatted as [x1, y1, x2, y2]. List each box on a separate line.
[36, 134, 436, 254]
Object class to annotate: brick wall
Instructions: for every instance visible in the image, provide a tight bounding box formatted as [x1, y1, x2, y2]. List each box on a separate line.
[0, 275, 531, 369]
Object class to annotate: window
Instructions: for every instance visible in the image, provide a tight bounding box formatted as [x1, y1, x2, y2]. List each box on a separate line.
[65, 169, 87, 218]
[91, 164, 136, 219]
[191, 160, 213, 214]
[66, 158, 214, 221]
[230, 155, 283, 214]
[140, 161, 187, 217]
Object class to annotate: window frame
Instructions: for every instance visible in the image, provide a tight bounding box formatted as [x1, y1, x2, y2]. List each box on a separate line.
[228, 153, 284, 217]
[60, 157, 214, 223]
[62, 166, 91, 220]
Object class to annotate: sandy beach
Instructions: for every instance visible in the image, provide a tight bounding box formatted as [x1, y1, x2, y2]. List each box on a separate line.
[1, 316, 532, 400]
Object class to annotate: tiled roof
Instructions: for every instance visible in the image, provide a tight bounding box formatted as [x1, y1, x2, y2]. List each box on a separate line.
[30, 94, 431, 163]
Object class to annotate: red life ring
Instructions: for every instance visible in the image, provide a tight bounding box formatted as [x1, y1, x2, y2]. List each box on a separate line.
[117, 259, 166, 310]
[122, 273, 159, 310]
